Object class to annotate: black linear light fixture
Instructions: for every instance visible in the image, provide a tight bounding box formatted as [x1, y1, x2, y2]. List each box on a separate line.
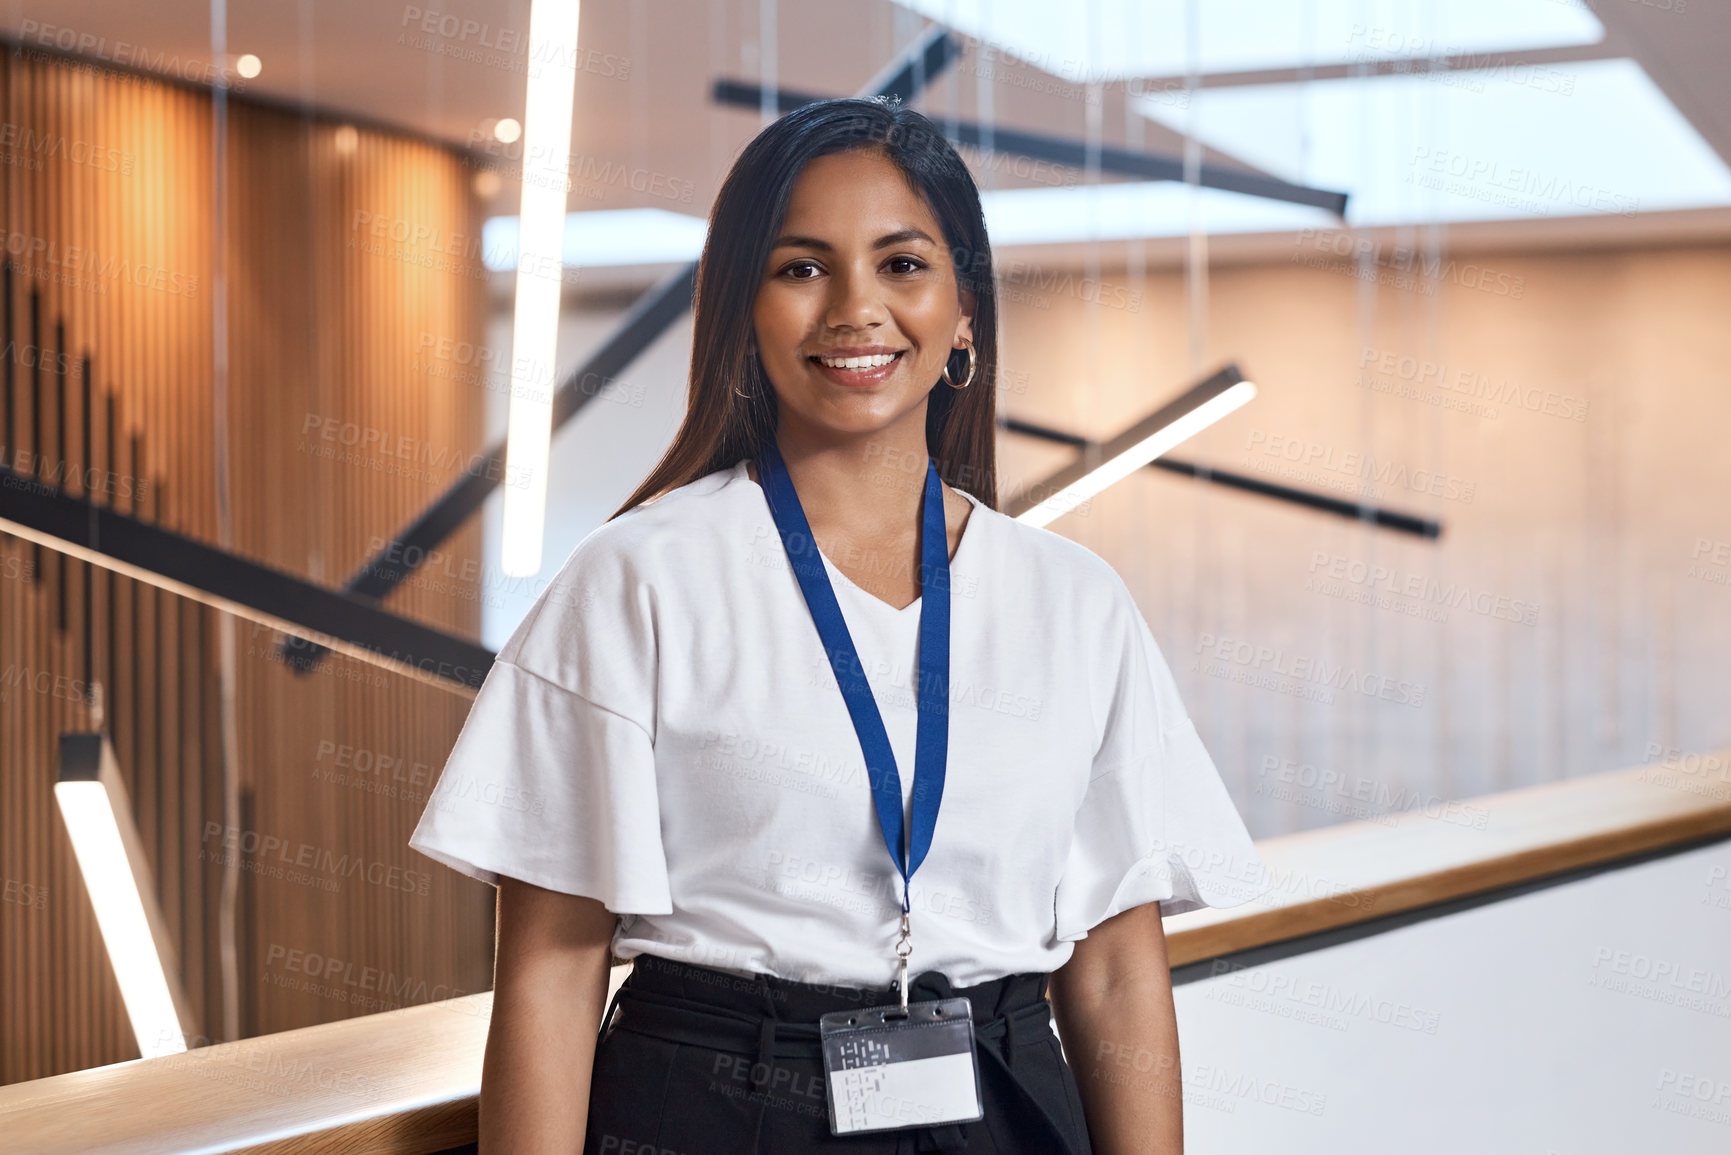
[1000, 368, 1442, 539]
[1003, 365, 1258, 525]
[711, 75, 1349, 215]
[0, 462, 496, 692]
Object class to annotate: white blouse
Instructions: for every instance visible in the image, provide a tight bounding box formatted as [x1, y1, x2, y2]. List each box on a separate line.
[408, 458, 1270, 989]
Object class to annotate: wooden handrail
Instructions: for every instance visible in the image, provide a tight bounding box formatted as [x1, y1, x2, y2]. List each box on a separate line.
[1164, 751, 1731, 966]
[2, 751, 1726, 1152]
[0, 993, 492, 1154]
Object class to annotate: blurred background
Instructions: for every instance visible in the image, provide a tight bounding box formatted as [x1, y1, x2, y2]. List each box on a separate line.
[0, 1, 1728, 1151]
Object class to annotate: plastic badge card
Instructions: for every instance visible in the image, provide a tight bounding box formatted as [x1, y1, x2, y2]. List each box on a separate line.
[818, 997, 985, 1136]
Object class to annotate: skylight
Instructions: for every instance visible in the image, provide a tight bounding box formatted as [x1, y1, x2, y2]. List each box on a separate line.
[891, 0, 1603, 83]
[1133, 58, 1731, 228]
[482, 207, 709, 270]
[979, 181, 1331, 246]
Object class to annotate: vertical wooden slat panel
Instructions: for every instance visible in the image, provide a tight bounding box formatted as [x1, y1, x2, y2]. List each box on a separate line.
[0, 49, 487, 1083]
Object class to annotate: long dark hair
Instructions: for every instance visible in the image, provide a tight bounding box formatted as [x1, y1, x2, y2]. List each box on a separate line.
[608, 97, 999, 519]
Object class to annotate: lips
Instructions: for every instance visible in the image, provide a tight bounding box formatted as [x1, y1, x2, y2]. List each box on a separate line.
[808, 349, 906, 387]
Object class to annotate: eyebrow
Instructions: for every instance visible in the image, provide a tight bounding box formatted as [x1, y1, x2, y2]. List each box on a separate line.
[770, 227, 937, 252]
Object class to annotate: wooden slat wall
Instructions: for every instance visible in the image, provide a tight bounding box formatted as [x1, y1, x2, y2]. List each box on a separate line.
[0, 49, 492, 1084]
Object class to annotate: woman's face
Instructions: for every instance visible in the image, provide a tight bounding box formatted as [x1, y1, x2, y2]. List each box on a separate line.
[752, 147, 975, 443]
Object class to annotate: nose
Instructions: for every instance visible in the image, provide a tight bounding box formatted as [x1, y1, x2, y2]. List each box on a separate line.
[822, 261, 887, 332]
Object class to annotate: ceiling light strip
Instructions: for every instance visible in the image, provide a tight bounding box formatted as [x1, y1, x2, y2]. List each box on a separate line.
[500, 0, 583, 577]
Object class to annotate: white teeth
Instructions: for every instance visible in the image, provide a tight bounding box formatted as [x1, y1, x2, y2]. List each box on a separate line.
[818, 352, 899, 369]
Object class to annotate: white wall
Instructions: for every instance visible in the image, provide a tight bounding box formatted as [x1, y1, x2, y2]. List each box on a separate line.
[1166, 837, 1731, 1152]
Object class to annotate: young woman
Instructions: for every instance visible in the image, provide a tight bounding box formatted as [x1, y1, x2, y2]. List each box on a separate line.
[410, 97, 1267, 1155]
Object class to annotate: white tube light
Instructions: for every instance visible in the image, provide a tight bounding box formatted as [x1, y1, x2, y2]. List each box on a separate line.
[1015, 376, 1258, 528]
[55, 734, 198, 1058]
[501, 0, 583, 577]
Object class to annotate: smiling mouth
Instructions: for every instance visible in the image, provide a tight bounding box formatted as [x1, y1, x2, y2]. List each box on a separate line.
[809, 351, 906, 370]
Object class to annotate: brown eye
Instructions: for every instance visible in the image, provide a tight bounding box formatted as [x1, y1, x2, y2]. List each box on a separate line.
[886, 256, 925, 275]
[782, 260, 821, 279]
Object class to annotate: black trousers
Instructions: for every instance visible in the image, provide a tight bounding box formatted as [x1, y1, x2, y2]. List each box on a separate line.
[583, 953, 1095, 1155]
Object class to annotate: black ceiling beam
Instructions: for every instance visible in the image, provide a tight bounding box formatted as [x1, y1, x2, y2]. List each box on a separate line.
[0, 467, 494, 694]
[999, 414, 1442, 539]
[712, 80, 1348, 215]
[280, 27, 964, 672]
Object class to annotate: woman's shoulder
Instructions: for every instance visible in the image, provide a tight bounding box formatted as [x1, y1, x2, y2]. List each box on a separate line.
[560, 458, 753, 570]
[498, 461, 751, 666]
[961, 490, 1138, 614]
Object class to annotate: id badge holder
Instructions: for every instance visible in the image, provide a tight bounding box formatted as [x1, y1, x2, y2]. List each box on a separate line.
[818, 996, 985, 1136]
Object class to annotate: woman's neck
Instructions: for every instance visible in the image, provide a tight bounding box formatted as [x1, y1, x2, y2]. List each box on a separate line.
[761, 440, 930, 538]
[746, 418, 972, 604]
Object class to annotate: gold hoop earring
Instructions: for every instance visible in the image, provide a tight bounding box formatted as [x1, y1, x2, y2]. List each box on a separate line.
[942, 337, 976, 390]
[735, 351, 757, 399]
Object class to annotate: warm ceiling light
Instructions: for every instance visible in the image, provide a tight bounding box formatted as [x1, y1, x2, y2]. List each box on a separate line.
[1009, 367, 1258, 527]
[333, 124, 359, 155]
[236, 53, 262, 79]
[500, 0, 583, 577]
[55, 733, 199, 1059]
[493, 117, 523, 144]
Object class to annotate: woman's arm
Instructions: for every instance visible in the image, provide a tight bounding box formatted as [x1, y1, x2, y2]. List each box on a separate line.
[480, 877, 620, 1153]
[1047, 901, 1184, 1155]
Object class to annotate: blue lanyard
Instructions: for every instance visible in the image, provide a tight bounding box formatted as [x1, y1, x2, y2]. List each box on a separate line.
[756, 442, 951, 916]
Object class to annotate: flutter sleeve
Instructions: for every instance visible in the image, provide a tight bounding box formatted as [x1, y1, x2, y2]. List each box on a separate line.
[1052, 583, 1270, 940]
[408, 524, 672, 914]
